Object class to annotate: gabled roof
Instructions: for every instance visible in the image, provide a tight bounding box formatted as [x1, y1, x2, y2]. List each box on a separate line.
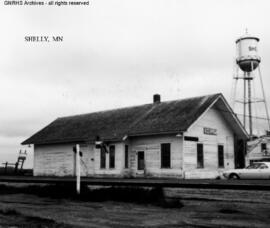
[22, 93, 247, 145]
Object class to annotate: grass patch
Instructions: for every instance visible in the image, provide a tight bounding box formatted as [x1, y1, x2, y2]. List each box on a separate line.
[0, 208, 72, 227]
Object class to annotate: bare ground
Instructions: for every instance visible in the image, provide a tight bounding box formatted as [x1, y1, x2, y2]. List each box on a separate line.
[0, 184, 270, 228]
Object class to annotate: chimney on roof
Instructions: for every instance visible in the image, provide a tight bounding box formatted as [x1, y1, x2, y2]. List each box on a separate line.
[153, 94, 161, 104]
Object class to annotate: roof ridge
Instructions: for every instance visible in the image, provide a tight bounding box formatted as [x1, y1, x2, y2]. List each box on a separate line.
[58, 93, 221, 119]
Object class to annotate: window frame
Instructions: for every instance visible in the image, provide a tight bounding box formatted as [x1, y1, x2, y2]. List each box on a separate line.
[124, 145, 129, 169]
[161, 143, 171, 169]
[261, 143, 267, 152]
[137, 151, 145, 170]
[109, 145, 115, 169]
[218, 144, 224, 168]
[197, 143, 204, 169]
[100, 147, 106, 169]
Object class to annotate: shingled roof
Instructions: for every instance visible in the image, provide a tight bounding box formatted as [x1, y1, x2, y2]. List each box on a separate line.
[22, 93, 238, 145]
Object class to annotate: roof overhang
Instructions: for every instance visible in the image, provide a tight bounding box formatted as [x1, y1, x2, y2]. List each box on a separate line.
[217, 95, 249, 139]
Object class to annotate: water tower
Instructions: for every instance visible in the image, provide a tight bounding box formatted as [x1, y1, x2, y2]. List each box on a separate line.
[232, 30, 270, 137]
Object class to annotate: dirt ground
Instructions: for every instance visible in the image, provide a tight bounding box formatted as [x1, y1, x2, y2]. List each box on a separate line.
[0, 184, 270, 228]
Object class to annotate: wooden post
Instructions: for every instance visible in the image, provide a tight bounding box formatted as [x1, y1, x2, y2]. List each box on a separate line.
[76, 144, 80, 195]
[14, 162, 18, 173]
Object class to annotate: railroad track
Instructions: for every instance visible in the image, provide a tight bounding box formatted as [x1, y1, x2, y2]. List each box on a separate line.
[1, 176, 270, 190]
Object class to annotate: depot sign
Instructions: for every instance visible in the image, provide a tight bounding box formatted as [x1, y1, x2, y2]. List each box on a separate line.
[203, 127, 217, 136]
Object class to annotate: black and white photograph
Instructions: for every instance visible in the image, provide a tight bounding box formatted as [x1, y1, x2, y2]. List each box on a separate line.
[1, 0, 270, 227]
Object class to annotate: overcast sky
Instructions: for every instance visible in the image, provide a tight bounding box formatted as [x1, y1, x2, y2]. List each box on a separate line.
[1, 0, 270, 168]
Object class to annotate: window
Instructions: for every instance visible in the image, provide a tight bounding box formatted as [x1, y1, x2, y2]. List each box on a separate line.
[247, 163, 261, 169]
[218, 145, 224, 168]
[137, 151, 145, 170]
[184, 136, 199, 142]
[197, 143, 204, 168]
[109, 145, 115, 169]
[125, 145, 129, 168]
[100, 147, 106, 169]
[261, 143, 267, 152]
[161, 143, 171, 168]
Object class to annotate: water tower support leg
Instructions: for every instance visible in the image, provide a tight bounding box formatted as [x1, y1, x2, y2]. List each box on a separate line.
[231, 63, 239, 109]
[247, 72, 253, 136]
[258, 66, 270, 131]
[243, 72, 246, 129]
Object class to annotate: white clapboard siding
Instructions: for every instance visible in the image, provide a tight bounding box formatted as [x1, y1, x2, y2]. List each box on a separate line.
[246, 138, 270, 163]
[35, 142, 126, 177]
[93, 142, 125, 177]
[34, 144, 75, 176]
[80, 144, 95, 176]
[130, 135, 183, 178]
[183, 106, 235, 178]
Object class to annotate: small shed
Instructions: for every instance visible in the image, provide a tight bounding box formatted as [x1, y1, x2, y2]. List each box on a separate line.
[22, 93, 248, 179]
[246, 136, 270, 165]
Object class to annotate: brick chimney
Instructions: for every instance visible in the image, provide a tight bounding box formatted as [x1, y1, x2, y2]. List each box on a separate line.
[153, 94, 161, 104]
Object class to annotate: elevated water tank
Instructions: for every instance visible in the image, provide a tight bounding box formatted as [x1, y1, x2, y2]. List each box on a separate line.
[236, 34, 260, 72]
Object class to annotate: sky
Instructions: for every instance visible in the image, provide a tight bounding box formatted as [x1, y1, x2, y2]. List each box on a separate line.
[1, 0, 270, 168]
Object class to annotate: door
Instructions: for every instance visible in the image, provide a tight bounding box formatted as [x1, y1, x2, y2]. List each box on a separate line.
[79, 144, 95, 176]
[137, 151, 145, 170]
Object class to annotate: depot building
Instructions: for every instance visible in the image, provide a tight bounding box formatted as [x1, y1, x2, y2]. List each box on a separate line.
[22, 93, 248, 179]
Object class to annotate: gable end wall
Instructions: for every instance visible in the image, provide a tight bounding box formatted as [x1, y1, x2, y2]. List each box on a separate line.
[183, 106, 235, 179]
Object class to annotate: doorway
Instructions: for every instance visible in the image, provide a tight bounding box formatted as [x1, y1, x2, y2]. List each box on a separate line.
[137, 151, 145, 170]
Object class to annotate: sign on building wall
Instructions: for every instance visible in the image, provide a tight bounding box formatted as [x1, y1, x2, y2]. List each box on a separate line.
[203, 127, 217, 136]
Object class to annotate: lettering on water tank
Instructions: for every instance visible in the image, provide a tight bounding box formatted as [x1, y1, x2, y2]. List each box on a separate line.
[249, 46, 257, 51]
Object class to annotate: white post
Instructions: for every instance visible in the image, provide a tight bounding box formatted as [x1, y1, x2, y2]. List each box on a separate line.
[182, 132, 185, 179]
[76, 144, 80, 195]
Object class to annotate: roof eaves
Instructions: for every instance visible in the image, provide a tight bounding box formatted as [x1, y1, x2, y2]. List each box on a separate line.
[21, 118, 61, 145]
[185, 93, 221, 131]
[218, 94, 249, 139]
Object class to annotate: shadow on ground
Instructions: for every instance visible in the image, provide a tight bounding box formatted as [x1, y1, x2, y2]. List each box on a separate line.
[0, 184, 183, 208]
